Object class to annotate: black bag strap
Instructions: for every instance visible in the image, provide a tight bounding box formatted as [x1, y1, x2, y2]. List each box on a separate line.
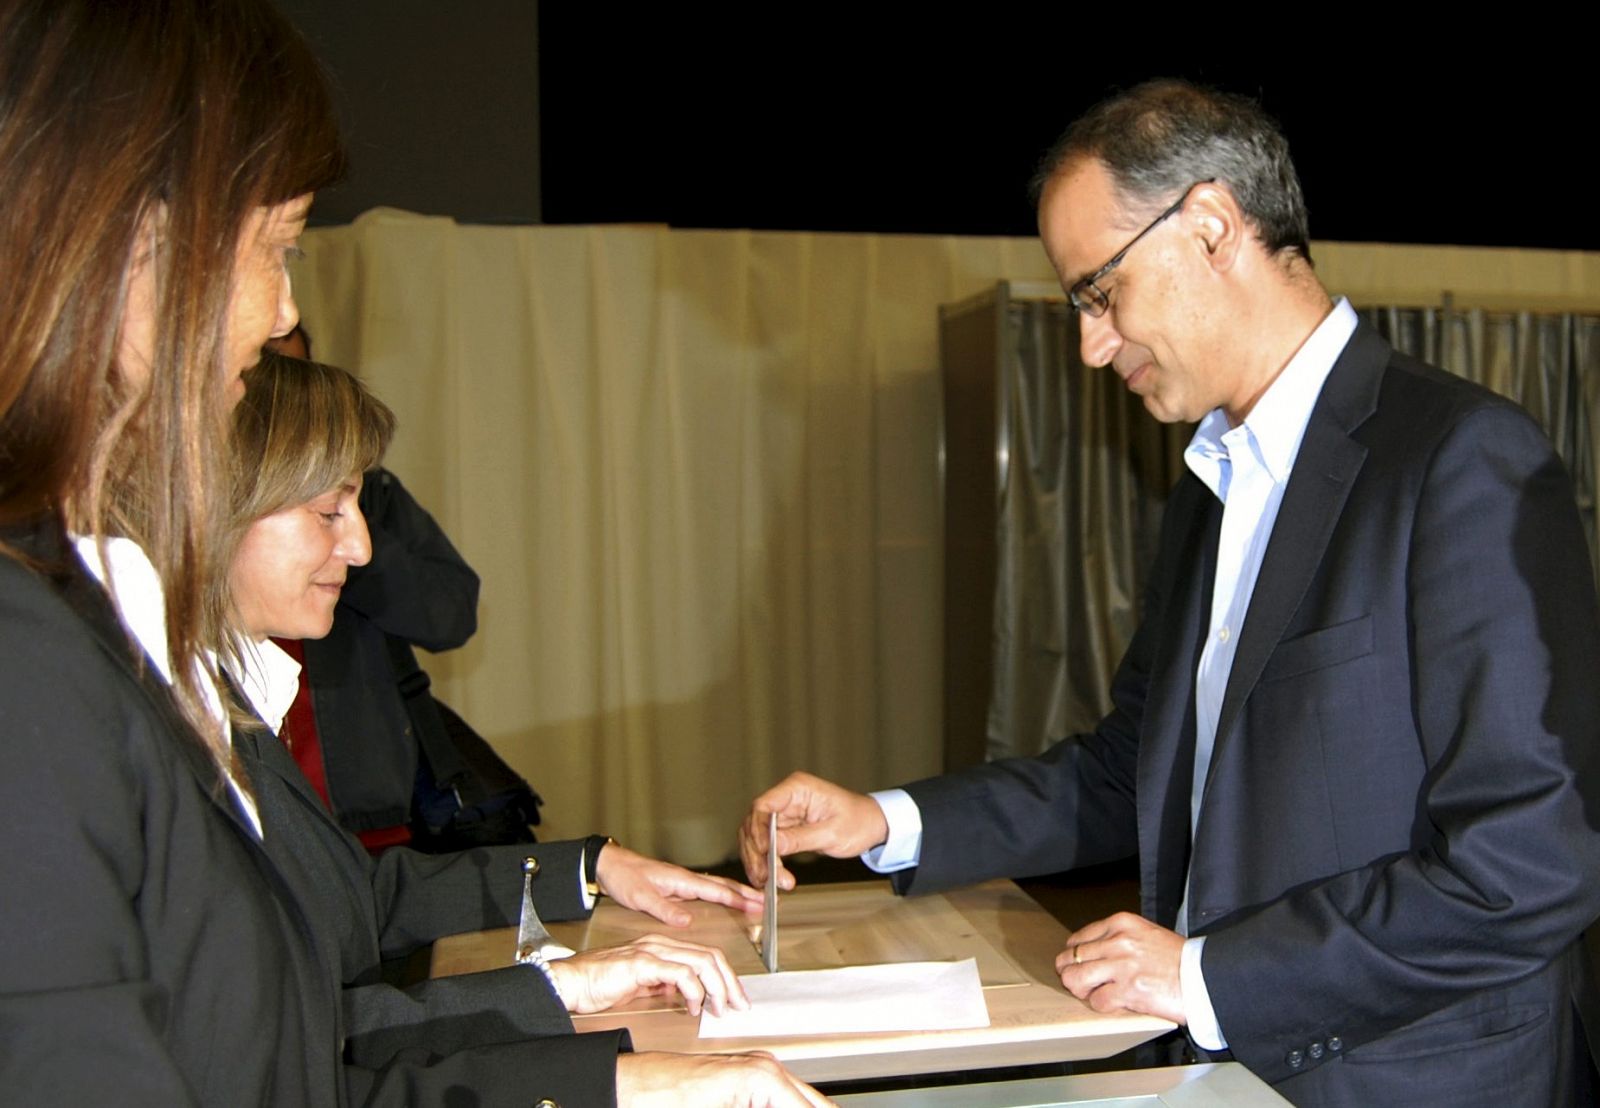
[383, 633, 469, 788]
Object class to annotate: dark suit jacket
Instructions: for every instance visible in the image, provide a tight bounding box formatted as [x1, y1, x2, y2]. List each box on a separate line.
[0, 522, 343, 1105]
[232, 690, 628, 1106]
[895, 325, 1600, 1106]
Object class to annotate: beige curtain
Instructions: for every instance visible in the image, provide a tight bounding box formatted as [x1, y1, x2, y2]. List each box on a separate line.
[294, 210, 1056, 862]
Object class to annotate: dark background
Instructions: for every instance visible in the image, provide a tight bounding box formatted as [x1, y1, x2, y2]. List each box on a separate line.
[280, 4, 1598, 250]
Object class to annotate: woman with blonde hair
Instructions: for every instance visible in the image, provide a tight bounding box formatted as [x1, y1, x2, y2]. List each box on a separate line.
[225, 352, 835, 1106]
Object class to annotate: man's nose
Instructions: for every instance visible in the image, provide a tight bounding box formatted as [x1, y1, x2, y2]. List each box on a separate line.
[1077, 309, 1123, 369]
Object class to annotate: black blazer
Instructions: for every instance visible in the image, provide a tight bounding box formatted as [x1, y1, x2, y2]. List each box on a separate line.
[0, 522, 343, 1104]
[231, 694, 628, 1105]
[896, 325, 1600, 1105]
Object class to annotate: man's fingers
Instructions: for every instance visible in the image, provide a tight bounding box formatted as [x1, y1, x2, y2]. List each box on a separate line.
[743, 770, 885, 889]
[1056, 930, 1120, 974]
[1053, 913, 1185, 1024]
[741, 811, 799, 890]
[1065, 916, 1117, 947]
[1058, 957, 1114, 998]
[740, 811, 773, 885]
[742, 772, 828, 882]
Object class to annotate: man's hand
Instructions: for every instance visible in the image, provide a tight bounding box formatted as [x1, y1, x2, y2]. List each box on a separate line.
[1055, 911, 1186, 1024]
[544, 935, 748, 1017]
[616, 1051, 837, 1107]
[595, 843, 762, 926]
[738, 771, 888, 889]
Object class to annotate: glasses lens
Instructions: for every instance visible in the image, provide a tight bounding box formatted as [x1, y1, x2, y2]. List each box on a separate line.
[1071, 282, 1108, 317]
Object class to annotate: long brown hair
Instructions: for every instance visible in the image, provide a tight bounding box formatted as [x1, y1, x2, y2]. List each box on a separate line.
[0, 0, 345, 765]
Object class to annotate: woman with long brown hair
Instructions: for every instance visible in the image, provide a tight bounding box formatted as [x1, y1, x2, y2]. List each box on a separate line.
[0, 0, 345, 1101]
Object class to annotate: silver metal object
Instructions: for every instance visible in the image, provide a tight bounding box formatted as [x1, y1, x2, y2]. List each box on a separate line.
[515, 855, 575, 964]
[760, 811, 779, 972]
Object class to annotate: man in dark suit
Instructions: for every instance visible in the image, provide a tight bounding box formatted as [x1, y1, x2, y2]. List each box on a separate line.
[740, 80, 1600, 1105]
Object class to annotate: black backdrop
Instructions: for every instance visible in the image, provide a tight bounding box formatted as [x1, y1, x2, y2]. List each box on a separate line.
[279, 3, 1599, 251]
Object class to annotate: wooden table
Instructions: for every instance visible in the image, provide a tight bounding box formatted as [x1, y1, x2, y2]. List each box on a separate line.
[431, 878, 1173, 1084]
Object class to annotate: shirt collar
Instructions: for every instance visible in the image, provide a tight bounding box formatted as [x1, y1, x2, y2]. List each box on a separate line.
[1185, 298, 1358, 497]
[71, 534, 175, 684]
[227, 636, 302, 735]
[72, 533, 264, 837]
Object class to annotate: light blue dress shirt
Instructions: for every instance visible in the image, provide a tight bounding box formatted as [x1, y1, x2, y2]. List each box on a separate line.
[865, 299, 1360, 1050]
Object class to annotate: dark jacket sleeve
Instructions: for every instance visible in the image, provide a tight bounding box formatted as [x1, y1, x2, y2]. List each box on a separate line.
[347, 1027, 628, 1108]
[237, 707, 619, 1103]
[343, 969, 629, 1108]
[885, 479, 1213, 899]
[340, 467, 479, 653]
[345, 844, 625, 1106]
[895, 670, 1144, 897]
[367, 839, 595, 959]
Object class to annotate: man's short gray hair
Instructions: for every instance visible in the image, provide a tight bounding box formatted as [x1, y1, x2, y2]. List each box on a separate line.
[1032, 79, 1311, 261]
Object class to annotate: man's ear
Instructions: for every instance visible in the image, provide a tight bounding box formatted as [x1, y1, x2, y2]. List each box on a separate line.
[1183, 181, 1244, 272]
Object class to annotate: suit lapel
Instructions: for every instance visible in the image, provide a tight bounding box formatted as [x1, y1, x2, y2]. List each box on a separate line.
[1204, 324, 1388, 789]
[224, 674, 372, 878]
[227, 674, 330, 817]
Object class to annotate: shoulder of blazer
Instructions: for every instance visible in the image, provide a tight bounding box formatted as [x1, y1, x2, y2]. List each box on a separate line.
[0, 517, 239, 819]
[1327, 321, 1534, 445]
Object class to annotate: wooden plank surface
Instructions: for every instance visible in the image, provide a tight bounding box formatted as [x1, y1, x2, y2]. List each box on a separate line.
[431, 878, 1172, 1083]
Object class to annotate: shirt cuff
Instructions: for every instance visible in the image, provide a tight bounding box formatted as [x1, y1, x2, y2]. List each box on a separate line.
[579, 857, 597, 911]
[1181, 936, 1228, 1050]
[861, 788, 922, 873]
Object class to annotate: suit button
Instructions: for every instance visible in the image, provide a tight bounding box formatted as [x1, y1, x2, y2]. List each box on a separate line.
[1327, 1036, 1343, 1053]
[1308, 1041, 1325, 1060]
[535, 1100, 559, 1107]
[1285, 1048, 1304, 1069]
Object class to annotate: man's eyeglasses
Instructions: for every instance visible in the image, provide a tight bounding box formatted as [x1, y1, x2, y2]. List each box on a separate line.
[1067, 179, 1215, 317]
